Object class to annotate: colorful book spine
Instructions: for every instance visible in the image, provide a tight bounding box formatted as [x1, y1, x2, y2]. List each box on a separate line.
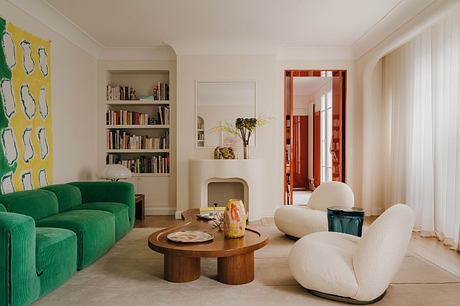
[106, 130, 169, 150]
[106, 154, 170, 174]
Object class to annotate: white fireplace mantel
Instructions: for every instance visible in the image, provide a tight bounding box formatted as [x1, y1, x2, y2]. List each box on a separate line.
[189, 159, 263, 221]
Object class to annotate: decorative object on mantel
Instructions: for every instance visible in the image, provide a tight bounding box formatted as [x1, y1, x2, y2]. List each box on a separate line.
[214, 146, 236, 159]
[213, 117, 270, 159]
[223, 199, 246, 238]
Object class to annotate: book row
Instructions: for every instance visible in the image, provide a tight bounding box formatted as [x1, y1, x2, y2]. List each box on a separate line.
[107, 154, 170, 174]
[106, 82, 169, 101]
[106, 85, 137, 100]
[107, 130, 169, 150]
[106, 107, 169, 125]
[153, 82, 169, 101]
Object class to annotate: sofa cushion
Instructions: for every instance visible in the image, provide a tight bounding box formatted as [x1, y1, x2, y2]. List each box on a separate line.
[69, 181, 135, 228]
[36, 227, 77, 296]
[74, 202, 130, 241]
[42, 184, 82, 212]
[0, 190, 58, 222]
[0, 204, 6, 212]
[37, 210, 115, 269]
[0, 212, 40, 306]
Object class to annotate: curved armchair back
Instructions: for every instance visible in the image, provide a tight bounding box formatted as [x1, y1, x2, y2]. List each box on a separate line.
[307, 181, 354, 211]
[353, 204, 414, 301]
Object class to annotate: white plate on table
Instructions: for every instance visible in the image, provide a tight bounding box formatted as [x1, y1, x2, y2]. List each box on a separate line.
[167, 230, 214, 243]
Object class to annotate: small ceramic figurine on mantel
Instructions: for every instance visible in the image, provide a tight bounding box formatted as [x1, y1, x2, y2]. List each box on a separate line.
[214, 146, 236, 159]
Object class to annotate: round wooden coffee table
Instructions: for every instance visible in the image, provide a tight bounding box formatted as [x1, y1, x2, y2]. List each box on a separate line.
[148, 209, 269, 285]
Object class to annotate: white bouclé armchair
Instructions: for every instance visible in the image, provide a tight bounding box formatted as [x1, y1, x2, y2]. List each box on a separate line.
[274, 181, 354, 238]
[288, 204, 414, 304]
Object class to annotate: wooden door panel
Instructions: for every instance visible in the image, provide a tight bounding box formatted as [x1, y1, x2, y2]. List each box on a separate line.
[332, 73, 344, 181]
[292, 116, 308, 189]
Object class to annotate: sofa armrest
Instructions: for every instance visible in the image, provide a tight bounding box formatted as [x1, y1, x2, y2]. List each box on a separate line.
[0, 204, 6, 212]
[0, 212, 40, 306]
[69, 181, 135, 227]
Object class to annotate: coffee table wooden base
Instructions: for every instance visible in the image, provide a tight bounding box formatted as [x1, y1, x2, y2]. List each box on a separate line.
[163, 252, 255, 285]
[218, 252, 254, 285]
[164, 254, 200, 283]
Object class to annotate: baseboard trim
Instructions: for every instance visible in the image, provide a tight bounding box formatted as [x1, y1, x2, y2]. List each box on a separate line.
[174, 210, 182, 219]
[263, 209, 276, 218]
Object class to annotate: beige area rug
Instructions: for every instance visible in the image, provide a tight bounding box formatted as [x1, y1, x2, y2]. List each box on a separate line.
[35, 225, 460, 306]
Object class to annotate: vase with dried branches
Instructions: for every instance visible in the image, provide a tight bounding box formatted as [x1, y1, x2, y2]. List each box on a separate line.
[213, 117, 269, 159]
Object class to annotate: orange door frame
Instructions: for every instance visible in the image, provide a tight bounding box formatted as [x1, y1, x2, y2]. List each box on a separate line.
[284, 70, 347, 205]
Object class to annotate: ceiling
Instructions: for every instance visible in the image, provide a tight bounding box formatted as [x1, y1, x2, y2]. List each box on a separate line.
[43, 0, 417, 49]
[293, 77, 331, 96]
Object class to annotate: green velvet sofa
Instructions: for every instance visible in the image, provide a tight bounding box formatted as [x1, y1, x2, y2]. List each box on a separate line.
[0, 181, 134, 306]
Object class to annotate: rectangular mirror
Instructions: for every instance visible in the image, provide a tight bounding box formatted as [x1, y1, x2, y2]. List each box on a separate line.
[196, 81, 256, 148]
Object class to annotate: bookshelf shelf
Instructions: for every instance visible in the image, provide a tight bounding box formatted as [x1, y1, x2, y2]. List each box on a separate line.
[107, 149, 170, 154]
[106, 100, 170, 106]
[106, 125, 170, 129]
[132, 173, 170, 177]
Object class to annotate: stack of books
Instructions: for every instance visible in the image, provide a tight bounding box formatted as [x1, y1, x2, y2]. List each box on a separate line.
[153, 82, 169, 100]
[107, 131, 168, 150]
[107, 85, 136, 100]
[107, 110, 150, 125]
[157, 106, 169, 125]
[107, 155, 170, 174]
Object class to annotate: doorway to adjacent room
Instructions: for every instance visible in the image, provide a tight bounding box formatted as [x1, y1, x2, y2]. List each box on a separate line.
[284, 70, 346, 205]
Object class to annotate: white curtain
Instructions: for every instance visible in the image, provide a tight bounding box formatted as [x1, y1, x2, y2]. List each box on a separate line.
[383, 6, 460, 249]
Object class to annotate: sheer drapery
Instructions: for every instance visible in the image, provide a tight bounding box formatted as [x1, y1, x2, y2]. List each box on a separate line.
[383, 7, 460, 249]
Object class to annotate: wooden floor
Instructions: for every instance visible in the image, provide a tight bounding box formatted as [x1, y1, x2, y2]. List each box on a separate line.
[136, 214, 460, 278]
[135, 215, 182, 228]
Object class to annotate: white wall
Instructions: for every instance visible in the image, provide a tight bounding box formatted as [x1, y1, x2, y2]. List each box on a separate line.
[176, 54, 281, 217]
[0, 0, 98, 183]
[305, 80, 332, 180]
[292, 93, 309, 115]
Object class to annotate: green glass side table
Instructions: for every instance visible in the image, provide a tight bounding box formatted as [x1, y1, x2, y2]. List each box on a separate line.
[327, 206, 365, 237]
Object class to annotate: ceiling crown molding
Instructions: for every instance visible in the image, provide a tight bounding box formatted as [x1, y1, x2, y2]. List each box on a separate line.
[352, 0, 437, 59]
[7, 0, 102, 58]
[168, 40, 355, 61]
[277, 45, 355, 61]
[99, 46, 176, 61]
[167, 40, 280, 56]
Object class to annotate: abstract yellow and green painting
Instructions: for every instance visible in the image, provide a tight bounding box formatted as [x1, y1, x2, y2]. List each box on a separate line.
[0, 17, 53, 193]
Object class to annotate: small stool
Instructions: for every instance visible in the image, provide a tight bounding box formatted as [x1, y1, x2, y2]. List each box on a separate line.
[135, 194, 145, 220]
[327, 206, 364, 237]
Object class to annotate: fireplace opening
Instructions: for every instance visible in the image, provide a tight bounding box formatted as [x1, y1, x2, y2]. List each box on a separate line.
[207, 180, 246, 210]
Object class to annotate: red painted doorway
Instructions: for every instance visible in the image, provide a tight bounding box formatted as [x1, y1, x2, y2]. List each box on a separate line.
[284, 70, 346, 205]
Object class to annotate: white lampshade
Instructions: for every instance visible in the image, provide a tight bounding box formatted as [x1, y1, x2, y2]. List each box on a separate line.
[101, 164, 132, 181]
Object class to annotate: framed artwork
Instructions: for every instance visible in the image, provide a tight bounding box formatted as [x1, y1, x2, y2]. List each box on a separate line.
[0, 17, 53, 193]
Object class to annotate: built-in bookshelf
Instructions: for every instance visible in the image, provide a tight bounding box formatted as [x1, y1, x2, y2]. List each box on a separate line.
[104, 70, 171, 177]
[99, 61, 176, 216]
[197, 116, 205, 147]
